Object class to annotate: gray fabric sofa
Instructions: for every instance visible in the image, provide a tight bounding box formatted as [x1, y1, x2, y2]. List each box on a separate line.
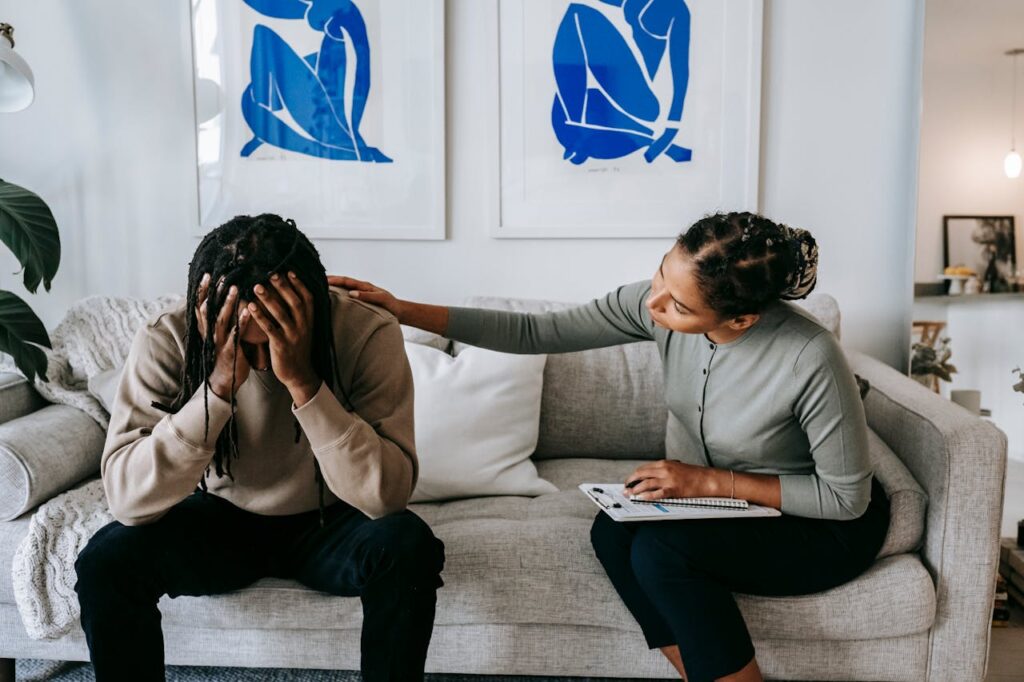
[0, 294, 1008, 681]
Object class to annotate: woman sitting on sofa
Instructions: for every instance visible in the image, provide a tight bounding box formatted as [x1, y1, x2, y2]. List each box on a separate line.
[328, 211, 891, 682]
[74, 214, 445, 682]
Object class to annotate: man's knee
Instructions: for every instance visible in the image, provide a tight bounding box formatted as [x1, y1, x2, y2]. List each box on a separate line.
[74, 522, 145, 599]
[365, 511, 444, 583]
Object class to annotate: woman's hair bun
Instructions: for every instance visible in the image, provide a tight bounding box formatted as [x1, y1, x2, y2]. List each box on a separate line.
[779, 227, 818, 300]
[676, 212, 820, 316]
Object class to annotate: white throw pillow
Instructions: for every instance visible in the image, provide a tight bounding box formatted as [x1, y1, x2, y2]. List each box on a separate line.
[405, 343, 556, 502]
[401, 324, 450, 352]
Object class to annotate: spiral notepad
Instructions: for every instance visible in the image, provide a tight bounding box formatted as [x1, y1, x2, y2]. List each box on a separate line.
[628, 495, 749, 510]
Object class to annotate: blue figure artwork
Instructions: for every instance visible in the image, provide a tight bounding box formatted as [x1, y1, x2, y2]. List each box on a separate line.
[552, 0, 692, 165]
[239, 0, 391, 162]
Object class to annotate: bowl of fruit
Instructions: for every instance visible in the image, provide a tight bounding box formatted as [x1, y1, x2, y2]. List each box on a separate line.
[939, 266, 976, 295]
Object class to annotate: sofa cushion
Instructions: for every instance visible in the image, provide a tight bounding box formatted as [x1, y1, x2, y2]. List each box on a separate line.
[0, 405, 107, 522]
[0, 458, 932, 639]
[458, 296, 668, 460]
[0, 447, 922, 610]
[535, 342, 666, 460]
[406, 343, 555, 502]
[0, 373, 47, 427]
[146, 458, 933, 641]
[869, 429, 927, 557]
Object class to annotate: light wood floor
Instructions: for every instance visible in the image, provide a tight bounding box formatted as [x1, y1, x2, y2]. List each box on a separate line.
[988, 458, 1024, 682]
[987, 606, 1023, 682]
[1000, 458, 1024, 539]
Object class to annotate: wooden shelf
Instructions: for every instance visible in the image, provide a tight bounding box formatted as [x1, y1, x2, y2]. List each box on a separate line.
[914, 292, 1024, 303]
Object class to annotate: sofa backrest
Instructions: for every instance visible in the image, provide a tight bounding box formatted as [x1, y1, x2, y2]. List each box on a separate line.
[459, 293, 841, 460]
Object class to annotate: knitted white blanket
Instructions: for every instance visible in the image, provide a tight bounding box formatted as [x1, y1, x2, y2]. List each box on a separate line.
[11, 479, 114, 639]
[3, 293, 180, 640]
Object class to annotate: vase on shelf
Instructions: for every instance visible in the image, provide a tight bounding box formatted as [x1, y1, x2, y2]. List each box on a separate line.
[983, 253, 1007, 293]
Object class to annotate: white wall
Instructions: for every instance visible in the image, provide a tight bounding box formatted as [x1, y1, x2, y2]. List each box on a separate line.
[913, 0, 1024, 462]
[760, 0, 923, 368]
[914, 296, 1024, 462]
[0, 0, 923, 369]
[915, 0, 1024, 282]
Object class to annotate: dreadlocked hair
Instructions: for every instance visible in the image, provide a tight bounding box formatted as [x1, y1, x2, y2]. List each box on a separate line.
[676, 212, 819, 319]
[169, 213, 349, 527]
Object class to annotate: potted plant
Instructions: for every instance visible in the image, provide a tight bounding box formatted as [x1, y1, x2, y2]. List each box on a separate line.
[910, 337, 957, 393]
[0, 178, 60, 382]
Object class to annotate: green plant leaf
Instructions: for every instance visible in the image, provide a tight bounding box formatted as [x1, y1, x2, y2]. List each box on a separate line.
[0, 179, 61, 294]
[0, 289, 51, 383]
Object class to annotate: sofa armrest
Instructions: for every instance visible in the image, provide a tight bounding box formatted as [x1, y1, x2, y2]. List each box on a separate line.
[0, 373, 47, 426]
[0, 404, 106, 521]
[846, 350, 1007, 682]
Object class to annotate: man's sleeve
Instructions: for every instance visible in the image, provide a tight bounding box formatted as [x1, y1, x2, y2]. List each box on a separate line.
[291, 317, 417, 519]
[101, 324, 231, 525]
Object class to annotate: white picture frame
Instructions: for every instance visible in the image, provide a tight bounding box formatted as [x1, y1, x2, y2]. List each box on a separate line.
[489, 0, 762, 239]
[189, 0, 446, 240]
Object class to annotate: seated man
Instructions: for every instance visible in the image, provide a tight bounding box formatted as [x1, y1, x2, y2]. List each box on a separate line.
[74, 213, 444, 682]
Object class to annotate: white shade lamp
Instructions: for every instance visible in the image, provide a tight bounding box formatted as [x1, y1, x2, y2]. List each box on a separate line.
[0, 23, 34, 113]
[1005, 48, 1024, 179]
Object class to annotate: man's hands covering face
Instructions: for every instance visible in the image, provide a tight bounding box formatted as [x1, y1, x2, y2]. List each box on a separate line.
[195, 273, 253, 399]
[246, 271, 322, 403]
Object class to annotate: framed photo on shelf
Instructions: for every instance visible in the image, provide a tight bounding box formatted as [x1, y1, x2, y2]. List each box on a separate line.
[942, 215, 1017, 293]
[189, 0, 445, 240]
[489, 0, 763, 238]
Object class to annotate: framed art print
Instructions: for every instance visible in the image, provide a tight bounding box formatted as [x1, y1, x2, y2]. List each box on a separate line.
[190, 0, 445, 239]
[943, 215, 1018, 293]
[491, 0, 762, 238]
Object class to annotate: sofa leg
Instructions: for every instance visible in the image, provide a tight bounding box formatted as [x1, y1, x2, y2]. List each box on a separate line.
[0, 658, 14, 682]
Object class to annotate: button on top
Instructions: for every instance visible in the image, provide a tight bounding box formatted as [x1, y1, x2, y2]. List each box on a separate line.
[709, 343, 715, 350]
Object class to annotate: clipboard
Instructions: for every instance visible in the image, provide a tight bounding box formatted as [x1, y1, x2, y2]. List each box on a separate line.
[579, 483, 782, 522]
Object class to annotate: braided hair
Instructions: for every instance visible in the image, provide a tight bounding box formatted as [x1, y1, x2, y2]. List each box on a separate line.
[676, 212, 819, 319]
[166, 213, 347, 526]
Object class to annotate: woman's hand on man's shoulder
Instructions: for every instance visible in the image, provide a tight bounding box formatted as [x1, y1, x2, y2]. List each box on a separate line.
[328, 275, 403, 319]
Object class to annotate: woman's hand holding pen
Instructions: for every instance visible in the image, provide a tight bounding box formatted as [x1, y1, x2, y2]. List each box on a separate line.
[626, 460, 784, 510]
[624, 460, 721, 501]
